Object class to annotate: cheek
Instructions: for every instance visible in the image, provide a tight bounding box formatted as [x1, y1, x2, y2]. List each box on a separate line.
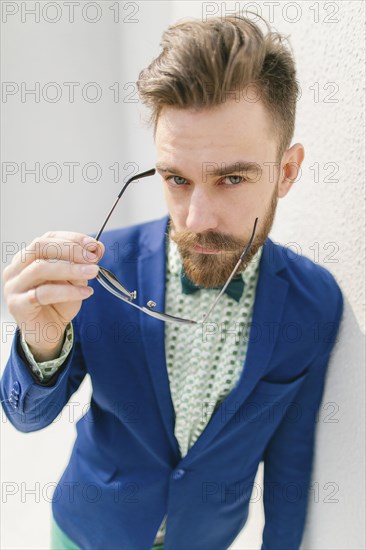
[220, 191, 266, 232]
[235, 190, 266, 214]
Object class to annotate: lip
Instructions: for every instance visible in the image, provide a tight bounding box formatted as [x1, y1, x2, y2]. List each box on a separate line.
[192, 245, 221, 255]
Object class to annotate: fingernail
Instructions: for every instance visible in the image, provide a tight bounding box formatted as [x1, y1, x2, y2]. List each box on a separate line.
[81, 286, 94, 297]
[83, 251, 98, 261]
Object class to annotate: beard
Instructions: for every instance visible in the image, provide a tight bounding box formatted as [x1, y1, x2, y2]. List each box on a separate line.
[169, 184, 279, 288]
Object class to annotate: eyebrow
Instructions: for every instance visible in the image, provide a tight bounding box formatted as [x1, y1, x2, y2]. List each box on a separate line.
[156, 161, 261, 177]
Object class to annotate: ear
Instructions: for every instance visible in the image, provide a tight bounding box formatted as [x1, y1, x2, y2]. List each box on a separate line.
[277, 143, 305, 198]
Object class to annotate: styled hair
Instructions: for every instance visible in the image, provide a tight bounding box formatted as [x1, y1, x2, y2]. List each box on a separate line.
[137, 14, 299, 161]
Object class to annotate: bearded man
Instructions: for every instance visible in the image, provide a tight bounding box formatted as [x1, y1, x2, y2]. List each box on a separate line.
[1, 14, 343, 550]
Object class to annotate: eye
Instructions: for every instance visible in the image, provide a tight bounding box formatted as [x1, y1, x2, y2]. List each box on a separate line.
[223, 175, 245, 185]
[167, 175, 188, 186]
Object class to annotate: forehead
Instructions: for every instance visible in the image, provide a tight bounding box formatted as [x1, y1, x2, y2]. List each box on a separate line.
[155, 98, 277, 166]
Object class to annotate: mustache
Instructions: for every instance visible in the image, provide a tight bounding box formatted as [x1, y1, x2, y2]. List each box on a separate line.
[170, 229, 247, 252]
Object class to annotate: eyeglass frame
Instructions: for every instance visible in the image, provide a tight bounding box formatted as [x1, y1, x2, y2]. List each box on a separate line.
[94, 168, 259, 325]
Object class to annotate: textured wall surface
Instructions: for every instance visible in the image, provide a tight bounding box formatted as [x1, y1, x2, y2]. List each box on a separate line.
[274, 4, 366, 548]
[1, 1, 365, 549]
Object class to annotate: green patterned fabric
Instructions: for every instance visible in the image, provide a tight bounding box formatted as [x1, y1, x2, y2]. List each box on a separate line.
[20, 322, 73, 382]
[22, 235, 262, 548]
[165, 238, 262, 458]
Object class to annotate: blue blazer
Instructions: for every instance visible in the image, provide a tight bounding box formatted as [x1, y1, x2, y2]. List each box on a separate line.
[1, 216, 344, 550]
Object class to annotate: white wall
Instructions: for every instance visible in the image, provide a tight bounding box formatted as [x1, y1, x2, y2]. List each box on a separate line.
[1, 1, 365, 549]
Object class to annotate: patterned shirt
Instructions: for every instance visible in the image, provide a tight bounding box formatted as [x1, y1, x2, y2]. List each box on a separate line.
[164, 238, 262, 458]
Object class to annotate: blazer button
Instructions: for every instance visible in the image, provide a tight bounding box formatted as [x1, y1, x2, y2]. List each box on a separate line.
[12, 381, 21, 394]
[172, 469, 186, 480]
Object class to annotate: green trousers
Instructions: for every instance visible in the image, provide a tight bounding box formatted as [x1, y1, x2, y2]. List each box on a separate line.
[51, 516, 164, 550]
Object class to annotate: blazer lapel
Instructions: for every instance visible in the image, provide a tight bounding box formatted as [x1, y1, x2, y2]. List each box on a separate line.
[137, 217, 181, 460]
[178, 237, 289, 464]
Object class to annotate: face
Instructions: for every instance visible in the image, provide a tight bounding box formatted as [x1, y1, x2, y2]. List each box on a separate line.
[155, 96, 303, 287]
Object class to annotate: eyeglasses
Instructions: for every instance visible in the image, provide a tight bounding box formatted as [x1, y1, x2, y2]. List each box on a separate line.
[95, 168, 258, 324]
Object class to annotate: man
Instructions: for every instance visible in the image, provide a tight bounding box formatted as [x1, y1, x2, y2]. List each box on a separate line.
[1, 14, 343, 550]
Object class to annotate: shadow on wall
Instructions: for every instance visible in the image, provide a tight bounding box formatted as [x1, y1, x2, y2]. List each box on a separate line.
[302, 297, 365, 550]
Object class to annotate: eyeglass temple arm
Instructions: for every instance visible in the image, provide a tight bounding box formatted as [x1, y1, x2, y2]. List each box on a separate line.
[95, 168, 156, 241]
[202, 217, 259, 323]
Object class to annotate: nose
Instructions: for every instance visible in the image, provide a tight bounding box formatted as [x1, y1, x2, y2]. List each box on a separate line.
[185, 186, 219, 233]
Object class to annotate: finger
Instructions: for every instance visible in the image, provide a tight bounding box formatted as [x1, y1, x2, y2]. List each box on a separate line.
[3, 235, 105, 282]
[47, 278, 89, 287]
[32, 283, 94, 306]
[3, 238, 96, 283]
[7, 259, 99, 295]
[11, 284, 95, 314]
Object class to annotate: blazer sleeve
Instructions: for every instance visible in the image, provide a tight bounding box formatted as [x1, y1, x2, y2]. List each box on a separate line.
[0, 317, 87, 433]
[261, 287, 344, 550]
